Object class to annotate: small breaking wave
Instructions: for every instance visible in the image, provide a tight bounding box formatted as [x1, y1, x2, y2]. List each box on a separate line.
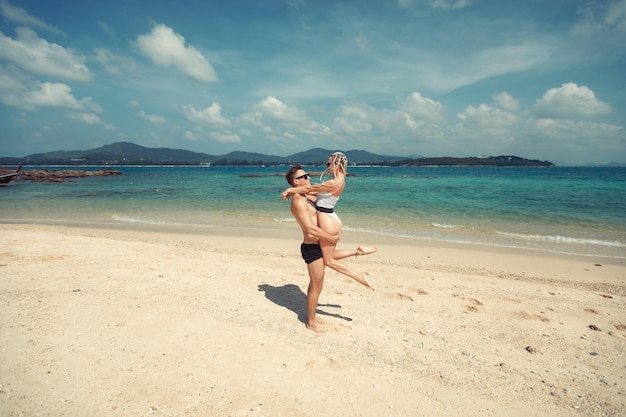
[496, 231, 625, 248]
[431, 222, 459, 229]
[112, 214, 213, 228]
[113, 214, 169, 224]
[274, 217, 296, 223]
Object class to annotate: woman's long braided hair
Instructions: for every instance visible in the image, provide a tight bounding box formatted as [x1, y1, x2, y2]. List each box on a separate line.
[320, 152, 348, 191]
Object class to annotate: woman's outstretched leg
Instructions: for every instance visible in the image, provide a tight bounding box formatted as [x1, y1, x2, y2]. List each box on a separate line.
[333, 245, 378, 260]
[320, 239, 373, 290]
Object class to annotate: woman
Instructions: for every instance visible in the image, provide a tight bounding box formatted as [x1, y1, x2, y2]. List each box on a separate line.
[282, 152, 376, 290]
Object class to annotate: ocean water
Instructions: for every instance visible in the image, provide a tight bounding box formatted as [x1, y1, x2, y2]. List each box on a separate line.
[1, 165, 625, 259]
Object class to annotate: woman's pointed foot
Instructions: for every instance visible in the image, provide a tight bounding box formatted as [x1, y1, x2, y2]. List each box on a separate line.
[357, 274, 374, 290]
[356, 246, 378, 256]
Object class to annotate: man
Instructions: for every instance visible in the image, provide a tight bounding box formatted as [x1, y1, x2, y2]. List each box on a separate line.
[284, 164, 375, 333]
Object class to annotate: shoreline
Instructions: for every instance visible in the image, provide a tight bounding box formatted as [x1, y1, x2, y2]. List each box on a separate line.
[7, 221, 625, 292]
[3, 216, 625, 264]
[2, 164, 624, 262]
[1, 222, 624, 416]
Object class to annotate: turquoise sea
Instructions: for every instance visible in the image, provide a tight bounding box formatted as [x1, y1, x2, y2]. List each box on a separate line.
[1, 165, 625, 260]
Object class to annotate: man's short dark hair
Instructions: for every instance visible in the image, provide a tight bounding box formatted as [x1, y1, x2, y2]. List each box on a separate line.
[285, 164, 302, 186]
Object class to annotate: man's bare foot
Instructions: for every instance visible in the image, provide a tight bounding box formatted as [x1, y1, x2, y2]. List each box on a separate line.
[356, 246, 378, 256]
[306, 321, 326, 333]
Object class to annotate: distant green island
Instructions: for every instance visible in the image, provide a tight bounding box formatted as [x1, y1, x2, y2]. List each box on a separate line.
[0, 142, 554, 167]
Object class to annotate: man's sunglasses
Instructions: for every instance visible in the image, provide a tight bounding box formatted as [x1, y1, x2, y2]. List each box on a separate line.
[295, 173, 310, 180]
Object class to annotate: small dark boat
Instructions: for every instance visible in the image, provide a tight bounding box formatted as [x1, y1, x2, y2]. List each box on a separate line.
[0, 164, 22, 185]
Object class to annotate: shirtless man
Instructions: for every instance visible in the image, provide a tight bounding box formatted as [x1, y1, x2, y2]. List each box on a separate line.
[285, 164, 376, 332]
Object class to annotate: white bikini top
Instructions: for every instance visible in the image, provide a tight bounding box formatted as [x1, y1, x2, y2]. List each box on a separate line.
[316, 192, 340, 210]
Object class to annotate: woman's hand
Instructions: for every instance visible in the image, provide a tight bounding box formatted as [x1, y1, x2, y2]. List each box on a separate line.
[281, 188, 294, 200]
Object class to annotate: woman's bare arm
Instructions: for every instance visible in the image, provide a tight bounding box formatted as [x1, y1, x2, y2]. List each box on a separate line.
[281, 179, 339, 200]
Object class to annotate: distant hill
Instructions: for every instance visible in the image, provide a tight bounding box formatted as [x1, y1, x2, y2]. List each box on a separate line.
[0, 142, 409, 165]
[22, 142, 214, 165]
[215, 150, 286, 164]
[388, 155, 554, 167]
[0, 142, 553, 167]
[288, 148, 404, 164]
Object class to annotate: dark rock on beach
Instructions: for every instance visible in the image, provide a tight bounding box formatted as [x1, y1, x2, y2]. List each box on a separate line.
[19, 169, 123, 182]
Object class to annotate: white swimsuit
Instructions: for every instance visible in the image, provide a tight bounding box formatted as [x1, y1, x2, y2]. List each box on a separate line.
[316, 192, 341, 224]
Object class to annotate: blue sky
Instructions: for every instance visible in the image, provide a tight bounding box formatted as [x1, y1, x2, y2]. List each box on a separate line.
[0, 0, 625, 165]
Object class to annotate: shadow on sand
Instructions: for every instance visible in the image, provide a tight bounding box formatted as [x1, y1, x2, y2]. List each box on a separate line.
[258, 284, 352, 324]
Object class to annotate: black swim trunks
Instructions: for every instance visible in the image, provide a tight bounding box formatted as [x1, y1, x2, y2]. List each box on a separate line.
[300, 243, 323, 264]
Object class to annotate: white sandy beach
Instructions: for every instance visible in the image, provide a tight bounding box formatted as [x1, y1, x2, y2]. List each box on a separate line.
[0, 223, 624, 417]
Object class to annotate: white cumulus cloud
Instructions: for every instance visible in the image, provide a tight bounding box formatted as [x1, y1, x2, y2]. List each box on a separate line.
[249, 96, 331, 135]
[533, 82, 612, 119]
[449, 102, 521, 154]
[493, 92, 520, 112]
[0, 27, 90, 81]
[255, 96, 307, 124]
[0, 75, 102, 113]
[138, 110, 166, 124]
[183, 102, 230, 125]
[135, 24, 218, 83]
[66, 112, 101, 125]
[400, 92, 444, 122]
[22, 82, 82, 110]
[335, 92, 445, 138]
[457, 104, 521, 128]
[333, 104, 373, 135]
